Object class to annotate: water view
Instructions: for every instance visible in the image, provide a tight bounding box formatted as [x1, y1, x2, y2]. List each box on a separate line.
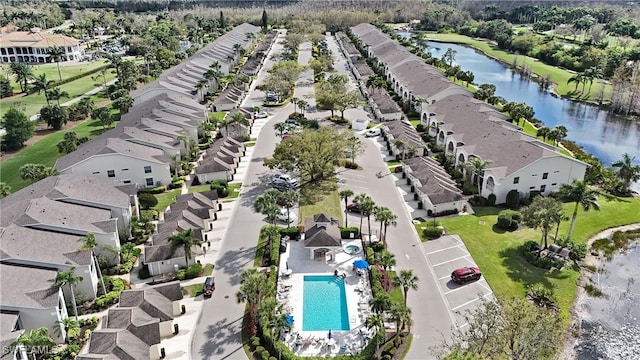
[574, 241, 640, 359]
[399, 33, 640, 174]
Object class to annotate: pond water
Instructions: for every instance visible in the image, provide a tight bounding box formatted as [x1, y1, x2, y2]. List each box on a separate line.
[574, 241, 640, 359]
[398, 33, 640, 192]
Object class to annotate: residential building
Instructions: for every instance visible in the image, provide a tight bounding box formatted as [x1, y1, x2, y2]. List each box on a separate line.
[0, 28, 81, 63]
[195, 137, 245, 184]
[382, 120, 428, 159]
[117, 282, 183, 337]
[0, 310, 29, 360]
[402, 157, 464, 214]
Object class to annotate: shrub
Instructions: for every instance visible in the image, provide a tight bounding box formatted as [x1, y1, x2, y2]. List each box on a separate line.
[487, 193, 496, 206]
[506, 190, 520, 209]
[177, 263, 202, 280]
[278, 227, 301, 240]
[210, 181, 229, 197]
[139, 185, 167, 194]
[168, 181, 183, 190]
[138, 193, 158, 210]
[422, 225, 442, 239]
[251, 336, 261, 349]
[340, 226, 359, 239]
[138, 265, 151, 279]
[261, 350, 270, 360]
[94, 291, 120, 309]
[255, 346, 265, 355]
[496, 210, 521, 230]
[415, 123, 426, 132]
[462, 183, 478, 195]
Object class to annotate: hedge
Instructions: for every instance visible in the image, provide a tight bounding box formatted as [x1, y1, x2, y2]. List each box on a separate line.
[278, 227, 301, 240]
[496, 210, 521, 231]
[339, 226, 359, 239]
[422, 225, 442, 239]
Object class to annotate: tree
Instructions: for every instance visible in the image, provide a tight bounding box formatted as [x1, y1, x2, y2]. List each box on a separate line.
[611, 153, 640, 194]
[365, 314, 384, 349]
[228, 112, 251, 137]
[265, 127, 348, 182]
[54, 267, 83, 320]
[464, 158, 491, 196]
[78, 233, 107, 296]
[369, 293, 392, 315]
[112, 93, 134, 114]
[344, 134, 365, 163]
[47, 87, 69, 106]
[40, 104, 67, 130]
[336, 90, 365, 121]
[48, 46, 66, 81]
[507, 102, 535, 127]
[260, 225, 280, 261]
[353, 193, 374, 236]
[56, 131, 87, 154]
[19, 163, 58, 183]
[442, 48, 457, 67]
[254, 190, 281, 225]
[1, 107, 34, 151]
[389, 303, 412, 337]
[10, 62, 33, 93]
[339, 189, 354, 227]
[521, 196, 565, 253]
[298, 99, 308, 115]
[92, 107, 113, 130]
[169, 229, 200, 267]
[374, 206, 397, 249]
[0, 182, 10, 198]
[559, 180, 600, 241]
[32, 73, 53, 105]
[0, 75, 14, 98]
[278, 190, 298, 227]
[291, 96, 300, 113]
[261, 8, 268, 30]
[11, 327, 56, 360]
[273, 122, 287, 137]
[439, 297, 562, 360]
[236, 268, 273, 335]
[393, 269, 419, 306]
[536, 126, 551, 142]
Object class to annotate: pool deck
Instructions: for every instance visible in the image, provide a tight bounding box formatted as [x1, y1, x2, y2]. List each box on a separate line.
[278, 239, 376, 356]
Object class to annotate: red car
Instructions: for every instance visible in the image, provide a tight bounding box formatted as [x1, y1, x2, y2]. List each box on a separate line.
[451, 267, 482, 284]
[346, 203, 361, 213]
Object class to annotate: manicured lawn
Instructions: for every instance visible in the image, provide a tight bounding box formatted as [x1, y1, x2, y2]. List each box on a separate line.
[298, 177, 342, 225]
[182, 283, 204, 297]
[208, 111, 228, 122]
[153, 189, 183, 212]
[0, 114, 112, 191]
[228, 183, 242, 198]
[520, 119, 573, 157]
[188, 184, 210, 193]
[3, 60, 110, 91]
[1, 70, 117, 118]
[414, 194, 640, 326]
[387, 271, 406, 305]
[424, 33, 612, 102]
[244, 141, 256, 147]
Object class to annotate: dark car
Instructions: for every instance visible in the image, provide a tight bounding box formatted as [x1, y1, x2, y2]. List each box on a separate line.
[346, 203, 361, 213]
[203, 277, 215, 298]
[451, 267, 482, 284]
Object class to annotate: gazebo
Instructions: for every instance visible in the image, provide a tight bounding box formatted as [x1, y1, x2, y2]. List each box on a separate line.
[303, 214, 342, 262]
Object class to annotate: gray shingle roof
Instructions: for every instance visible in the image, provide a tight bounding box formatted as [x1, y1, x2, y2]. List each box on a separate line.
[0, 263, 60, 309]
[304, 214, 342, 247]
[0, 225, 93, 266]
[106, 307, 161, 346]
[118, 282, 182, 321]
[402, 157, 464, 205]
[195, 157, 233, 174]
[85, 329, 150, 360]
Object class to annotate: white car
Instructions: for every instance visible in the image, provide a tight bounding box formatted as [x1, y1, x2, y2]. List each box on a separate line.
[277, 208, 297, 223]
[365, 128, 381, 137]
[254, 111, 269, 119]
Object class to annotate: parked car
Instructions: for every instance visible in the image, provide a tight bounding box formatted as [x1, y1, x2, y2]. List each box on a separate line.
[272, 173, 294, 183]
[277, 208, 297, 223]
[451, 267, 482, 284]
[273, 178, 300, 190]
[346, 203, 361, 213]
[365, 128, 381, 137]
[203, 277, 215, 298]
[285, 119, 301, 127]
[254, 111, 269, 119]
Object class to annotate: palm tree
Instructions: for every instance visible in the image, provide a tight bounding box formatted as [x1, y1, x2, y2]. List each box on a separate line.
[369, 293, 391, 315]
[47, 46, 66, 81]
[442, 48, 457, 67]
[54, 267, 83, 320]
[77, 233, 107, 296]
[298, 99, 308, 115]
[11, 327, 56, 360]
[260, 225, 280, 261]
[394, 140, 405, 160]
[339, 189, 354, 227]
[254, 191, 280, 224]
[389, 303, 412, 337]
[32, 73, 52, 105]
[612, 153, 640, 193]
[365, 314, 384, 349]
[274, 122, 287, 137]
[378, 250, 396, 279]
[229, 112, 251, 136]
[393, 269, 419, 306]
[47, 87, 69, 106]
[353, 193, 375, 236]
[567, 73, 584, 92]
[559, 180, 600, 241]
[291, 96, 299, 113]
[169, 229, 200, 267]
[464, 158, 491, 196]
[54, 317, 79, 339]
[236, 268, 274, 335]
[536, 126, 551, 142]
[374, 206, 397, 249]
[278, 190, 298, 227]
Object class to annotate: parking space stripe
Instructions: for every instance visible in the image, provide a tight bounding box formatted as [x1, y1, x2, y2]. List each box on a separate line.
[451, 298, 481, 311]
[425, 244, 467, 255]
[431, 255, 472, 267]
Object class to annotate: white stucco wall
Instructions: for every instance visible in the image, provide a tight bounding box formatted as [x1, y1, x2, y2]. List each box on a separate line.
[196, 171, 232, 184]
[61, 154, 171, 189]
[146, 257, 190, 276]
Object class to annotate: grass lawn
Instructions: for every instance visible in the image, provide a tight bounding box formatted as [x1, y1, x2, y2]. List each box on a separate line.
[188, 184, 210, 193]
[299, 177, 342, 225]
[153, 189, 183, 212]
[387, 271, 406, 305]
[228, 183, 242, 198]
[208, 111, 228, 122]
[424, 33, 612, 102]
[3, 60, 110, 92]
[182, 283, 204, 297]
[520, 119, 573, 157]
[414, 194, 640, 326]
[245, 141, 256, 147]
[1, 70, 117, 118]
[0, 114, 113, 191]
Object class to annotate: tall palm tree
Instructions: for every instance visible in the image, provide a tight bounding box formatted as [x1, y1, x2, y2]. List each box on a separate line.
[298, 99, 308, 115]
[33, 73, 52, 105]
[559, 180, 600, 241]
[393, 269, 419, 306]
[612, 153, 640, 193]
[229, 112, 251, 136]
[339, 189, 354, 227]
[47, 46, 66, 81]
[389, 303, 412, 337]
[365, 314, 384, 350]
[236, 268, 274, 335]
[278, 190, 298, 227]
[378, 250, 396, 280]
[291, 96, 299, 113]
[361, 197, 376, 238]
[54, 268, 83, 320]
[169, 228, 200, 267]
[353, 193, 373, 236]
[273, 122, 287, 137]
[260, 225, 280, 261]
[10, 62, 33, 93]
[374, 206, 397, 249]
[369, 293, 391, 315]
[77, 233, 107, 296]
[47, 87, 69, 106]
[464, 158, 491, 196]
[254, 191, 280, 225]
[11, 327, 56, 360]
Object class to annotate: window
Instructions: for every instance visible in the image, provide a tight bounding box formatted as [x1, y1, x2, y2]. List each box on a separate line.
[121, 168, 129, 171]
[551, 183, 557, 186]
[144, 166, 152, 174]
[542, 172, 548, 180]
[145, 177, 154, 186]
[92, 171, 100, 174]
[123, 180, 131, 184]
[513, 177, 520, 184]
[107, 170, 115, 178]
[540, 185, 547, 192]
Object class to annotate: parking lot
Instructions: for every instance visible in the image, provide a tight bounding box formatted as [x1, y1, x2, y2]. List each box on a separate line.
[421, 234, 495, 328]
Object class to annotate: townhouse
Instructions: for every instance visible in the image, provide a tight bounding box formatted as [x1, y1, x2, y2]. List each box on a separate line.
[350, 23, 587, 205]
[0, 175, 139, 343]
[194, 136, 246, 184]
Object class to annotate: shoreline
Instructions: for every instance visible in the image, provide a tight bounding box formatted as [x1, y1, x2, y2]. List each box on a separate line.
[560, 223, 640, 360]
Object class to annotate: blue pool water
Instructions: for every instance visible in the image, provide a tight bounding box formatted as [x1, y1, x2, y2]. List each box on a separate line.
[302, 275, 350, 331]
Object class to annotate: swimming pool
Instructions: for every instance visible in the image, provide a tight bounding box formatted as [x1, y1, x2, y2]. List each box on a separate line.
[302, 275, 350, 331]
[344, 244, 361, 254]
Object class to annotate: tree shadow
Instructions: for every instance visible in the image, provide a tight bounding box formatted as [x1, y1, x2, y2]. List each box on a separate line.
[498, 246, 571, 291]
[491, 224, 518, 234]
[299, 177, 338, 206]
[597, 191, 632, 203]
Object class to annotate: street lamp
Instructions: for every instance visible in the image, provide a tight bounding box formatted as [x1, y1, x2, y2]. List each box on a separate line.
[433, 205, 437, 226]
